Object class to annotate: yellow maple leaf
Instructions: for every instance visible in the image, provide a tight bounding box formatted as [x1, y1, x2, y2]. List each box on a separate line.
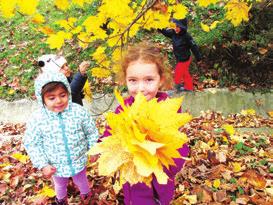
[31, 13, 45, 24]
[222, 136, 229, 144]
[224, 0, 251, 27]
[0, 162, 12, 168]
[38, 185, 56, 197]
[46, 31, 66, 49]
[37, 26, 55, 35]
[197, 0, 219, 7]
[213, 179, 221, 188]
[200, 22, 210, 32]
[83, 80, 92, 103]
[55, 19, 70, 30]
[72, 0, 85, 7]
[172, 4, 188, 20]
[89, 91, 191, 186]
[205, 179, 212, 187]
[77, 32, 93, 48]
[71, 26, 82, 34]
[222, 124, 235, 136]
[91, 46, 107, 62]
[232, 162, 241, 172]
[91, 67, 111, 79]
[17, 0, 38, 15]
[8, 89, 15, 95]
[11, 152, 29, 164]
[54, 0, 70, 11]
[0, 0, 17, 18]
[268, 111, 273, 118]
[241, 109, 256, 116]
[201, 21, 220, 32]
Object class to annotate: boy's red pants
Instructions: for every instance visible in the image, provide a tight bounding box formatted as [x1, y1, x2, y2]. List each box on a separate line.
[174, 57, 193, 90]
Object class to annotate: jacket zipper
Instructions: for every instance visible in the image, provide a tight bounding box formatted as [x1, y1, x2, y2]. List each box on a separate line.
[58, 113, 75, 175]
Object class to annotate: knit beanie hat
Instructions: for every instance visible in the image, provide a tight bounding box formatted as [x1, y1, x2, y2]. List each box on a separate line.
[38, 54, 67, 73]
[171, 18, 188, 31]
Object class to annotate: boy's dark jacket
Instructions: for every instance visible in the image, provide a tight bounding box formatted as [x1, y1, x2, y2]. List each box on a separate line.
[67, 72, 87, 106]
[158, 19, 201, 62]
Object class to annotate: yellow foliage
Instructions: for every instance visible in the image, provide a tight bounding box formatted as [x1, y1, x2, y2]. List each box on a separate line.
[268, 111, 273, 118]
[213, 179, 221, 188]
[200, 22, 210, 32]
[143, 10, 171, 30]
[224, 0, 251, 26]
[31, 13, 45, 24]
[172, 4, 188, 20]
[71, 26, 82, 34]
[99, 0, 133, 19]
[197, 0, 219, 7]
[78, 32, 93, 48]
[222, 124, 235, 136]
[0, 0, 17, 18]
[88, 91, 191, 186]
[241, 109, 256, 116]
[83, 80, 92, 102]
[91, 67, 111, 78]
[232, 162, 241, 172]
[17, 0, 38, 15]
[11, 152, 29, 164]
[72, 0, 85, 7]
[201, 21, 220, 32]
[205, 179, 212, 187]
[38, 185, 56, 197]
[55, 0, 70, 11]
[37, 26, 55, 35]
[8, 89, 15, 95]
[91, 46, 107, 62]
[0, 163, 12, 168]
[46, 31, 66, 49]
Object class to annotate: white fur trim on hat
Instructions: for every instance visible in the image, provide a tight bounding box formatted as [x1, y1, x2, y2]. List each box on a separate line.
[38, 54, 67, 73]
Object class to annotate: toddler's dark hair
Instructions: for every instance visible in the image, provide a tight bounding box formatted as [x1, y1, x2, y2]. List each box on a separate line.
[41, 82, 68, 104]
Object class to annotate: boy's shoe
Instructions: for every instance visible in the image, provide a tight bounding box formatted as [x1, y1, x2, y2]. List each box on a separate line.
[80, 192, 92, 205]
[175, 85, 193, 93]
[180, 87, 193, 92]
[55, 197, 68, 205]
[174, 84, 183, 92]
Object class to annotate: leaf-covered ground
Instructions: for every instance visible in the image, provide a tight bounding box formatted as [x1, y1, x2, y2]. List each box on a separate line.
[0, 111, 272, 205]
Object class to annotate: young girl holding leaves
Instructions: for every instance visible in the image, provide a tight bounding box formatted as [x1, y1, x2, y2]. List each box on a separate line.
[100, 43, 190, 205]
[23, 71, 99, 205]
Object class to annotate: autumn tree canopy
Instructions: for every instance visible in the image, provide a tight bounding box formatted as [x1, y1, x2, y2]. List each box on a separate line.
[0, 0, 256, 79]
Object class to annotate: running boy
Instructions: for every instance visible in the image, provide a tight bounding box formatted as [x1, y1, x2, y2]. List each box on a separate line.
[159, 18, 201, 91]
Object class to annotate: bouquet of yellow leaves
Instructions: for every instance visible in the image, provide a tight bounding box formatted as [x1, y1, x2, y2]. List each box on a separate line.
[88, 90, 192, 186]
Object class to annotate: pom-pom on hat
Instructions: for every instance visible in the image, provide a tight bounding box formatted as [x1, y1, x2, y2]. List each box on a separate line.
[38, 54, 67, 73]
[171, 18, 188, 31]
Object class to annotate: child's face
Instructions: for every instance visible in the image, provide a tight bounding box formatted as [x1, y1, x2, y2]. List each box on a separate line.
[175, 26, 181, 34]
[43, 86, 69, 113]
[126, 60, 162, 101]
[60, 64, 71, 77]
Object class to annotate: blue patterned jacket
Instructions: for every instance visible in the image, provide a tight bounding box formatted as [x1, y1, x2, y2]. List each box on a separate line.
[23, 71, 99, 177]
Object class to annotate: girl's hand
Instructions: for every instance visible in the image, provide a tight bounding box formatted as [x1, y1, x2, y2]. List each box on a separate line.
[42, 165, 56, 178]
[79, 61, 90, 75]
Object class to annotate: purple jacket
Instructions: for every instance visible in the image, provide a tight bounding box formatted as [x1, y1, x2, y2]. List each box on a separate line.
[101, 92, 190, 205]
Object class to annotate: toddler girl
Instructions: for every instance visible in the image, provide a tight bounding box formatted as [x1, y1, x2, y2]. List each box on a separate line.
[23, 71, 99, 205]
